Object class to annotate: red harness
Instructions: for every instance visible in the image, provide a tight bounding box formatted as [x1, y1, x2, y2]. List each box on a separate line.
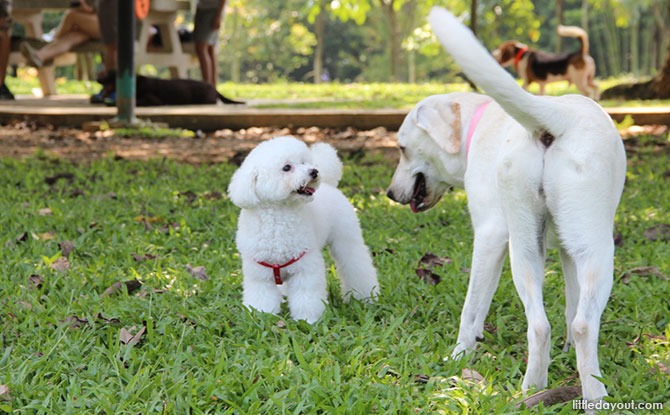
[513, 46, 529, 73]
[256, 251, 307, 285]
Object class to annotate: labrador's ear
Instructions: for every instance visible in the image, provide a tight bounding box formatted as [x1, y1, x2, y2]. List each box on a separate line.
[227, 164, 260, 209]
[414, 101, 462, 154]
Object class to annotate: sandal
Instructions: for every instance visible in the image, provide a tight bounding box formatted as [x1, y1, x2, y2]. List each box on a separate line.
[20, 42, 44, 68]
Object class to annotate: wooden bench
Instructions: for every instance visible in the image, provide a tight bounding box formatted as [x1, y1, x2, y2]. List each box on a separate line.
[136, 0, 199, 79]
[12, 0, 197, 96]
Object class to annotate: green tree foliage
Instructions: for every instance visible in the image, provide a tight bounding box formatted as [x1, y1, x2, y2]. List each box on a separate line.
[28, 0, 668, 84]
[221, 0, 667, 82]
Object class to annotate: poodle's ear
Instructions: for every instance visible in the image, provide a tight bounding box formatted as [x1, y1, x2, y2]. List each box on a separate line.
[414, 101, 462, 154]
[310, 142, 342, 187]
[227, 164, 260, 209]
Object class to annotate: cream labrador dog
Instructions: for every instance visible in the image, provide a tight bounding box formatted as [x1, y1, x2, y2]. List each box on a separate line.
[387, 7, 626, 404]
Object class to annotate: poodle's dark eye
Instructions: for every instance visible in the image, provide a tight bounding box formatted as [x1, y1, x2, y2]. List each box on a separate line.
[282, 164, 292, 172]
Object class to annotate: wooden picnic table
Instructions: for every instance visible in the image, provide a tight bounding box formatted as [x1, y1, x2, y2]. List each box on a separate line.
[12, 0, 197, 96]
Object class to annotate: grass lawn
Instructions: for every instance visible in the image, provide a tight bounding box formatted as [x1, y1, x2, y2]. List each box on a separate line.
[0, 132, 668, 414]
[6, 70, 670, 110]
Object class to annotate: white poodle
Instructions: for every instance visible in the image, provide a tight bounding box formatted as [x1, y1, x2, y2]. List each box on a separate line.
[228, 136, 379, 323]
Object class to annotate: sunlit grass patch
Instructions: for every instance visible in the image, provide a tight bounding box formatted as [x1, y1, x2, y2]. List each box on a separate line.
[0, 137, 668, 413]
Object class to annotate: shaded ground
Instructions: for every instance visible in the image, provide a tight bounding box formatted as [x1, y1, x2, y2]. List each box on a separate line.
[0, 122, 398, 164]
[0, 121, 666, 164]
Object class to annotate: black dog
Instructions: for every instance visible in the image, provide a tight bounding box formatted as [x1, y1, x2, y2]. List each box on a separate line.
[96, 70, 244, 106]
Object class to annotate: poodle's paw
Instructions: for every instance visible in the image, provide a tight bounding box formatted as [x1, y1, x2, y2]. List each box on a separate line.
[289, 301, 326, 324]
[343, 284, 380, 303]
[243, 289, 282, 316]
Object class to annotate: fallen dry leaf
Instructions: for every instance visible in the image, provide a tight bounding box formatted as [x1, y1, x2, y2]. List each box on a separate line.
[179, 190, 198, 204]
[132, 252, 157, 261]
[204, 191, 223, 200]
[62, 315, 89, 329]
[50, 257, 70, 272]
[614, 231, 624, 247]
[653, 362, 670, 375]
[95, 313, 121, 325]
[517, 386, 581, 408]
[461, 368, 485, 384]
[621, 266, 669, 284]
[483, 321, 497, 334]
[133, 215, 164, 224]
[102, 279, 142, 297]
[158, 222, 181, 233]
[28, 274, 44, 289]
[644, 224, 670, 242]
[119, 326, 146, 347]
[44, 172, 74, 185]
[38, 231, 56, 241]
[414, 374, 430, 384]
[38, 207, 53, 216]
[0, 384, 10, 401]
[415, 268, 441, 285]
[418, 252, 452, 268]
[186, 264, 208, 281]
[59, 240, 75, 257]
[16, 232, 29, 243]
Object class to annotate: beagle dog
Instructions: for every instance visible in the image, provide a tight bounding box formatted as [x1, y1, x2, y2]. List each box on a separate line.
[492, 25, 599, 99]
[388, 7, 625, 406]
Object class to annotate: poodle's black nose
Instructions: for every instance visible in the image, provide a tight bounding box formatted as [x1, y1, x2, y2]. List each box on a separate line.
[309, 169, 318, 179]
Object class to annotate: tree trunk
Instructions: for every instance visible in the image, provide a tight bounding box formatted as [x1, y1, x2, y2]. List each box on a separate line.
[655, 42, 670, 98]
[580, 0, 588, 32]
[603, 2, 621, 75]
[313, 5, 325, 84]
[652, 0, 669, 70]
[555, 0, 564, 52]
[380, 0, 400, 81]
[470, 0, 478, 36]
[229, 5, 241, 83]
[601, 41, 670, 99]
[630, 6, 639, 75]
[593, 20, 609, 76]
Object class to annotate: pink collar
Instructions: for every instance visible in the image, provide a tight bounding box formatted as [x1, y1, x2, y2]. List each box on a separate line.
[465, 101, 491, 157]
[256, 251, 307, 285]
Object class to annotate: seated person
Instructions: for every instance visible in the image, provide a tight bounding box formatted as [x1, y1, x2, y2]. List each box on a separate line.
[0, 0, 14, 99]
[20, 0, 99, 68]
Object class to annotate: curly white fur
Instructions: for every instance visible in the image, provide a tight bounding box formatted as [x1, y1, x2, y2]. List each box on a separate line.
[228, 136, 379, 323]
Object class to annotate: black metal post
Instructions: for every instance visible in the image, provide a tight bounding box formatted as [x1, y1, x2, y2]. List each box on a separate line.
[117, 0, 136, 123]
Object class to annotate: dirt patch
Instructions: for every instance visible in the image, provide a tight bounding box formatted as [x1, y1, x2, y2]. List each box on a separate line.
[0, 123, 399, 164]
[1, 122, 666, 165]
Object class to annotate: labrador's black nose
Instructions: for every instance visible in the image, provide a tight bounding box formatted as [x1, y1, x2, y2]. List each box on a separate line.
[309, 169, 318, 179]
[386, 188, 395, 201]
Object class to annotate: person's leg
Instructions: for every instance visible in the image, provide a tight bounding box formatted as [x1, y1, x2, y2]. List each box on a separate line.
[195, 41, 212, 86]
[193, 8, 219, 86]
[207, 44, 217, 86]
[91, 0, 116, 103]
[0, 0, 13, 99]
[31, 10, 100, 64]
[102, 43, 116, 72]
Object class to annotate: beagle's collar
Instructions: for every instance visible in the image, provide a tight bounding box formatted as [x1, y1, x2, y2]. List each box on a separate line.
[514, 46, 529, 72]
[256, 251, 307, 285]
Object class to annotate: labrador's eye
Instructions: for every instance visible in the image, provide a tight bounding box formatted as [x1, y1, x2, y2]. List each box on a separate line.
[282, 164, 292, 172]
